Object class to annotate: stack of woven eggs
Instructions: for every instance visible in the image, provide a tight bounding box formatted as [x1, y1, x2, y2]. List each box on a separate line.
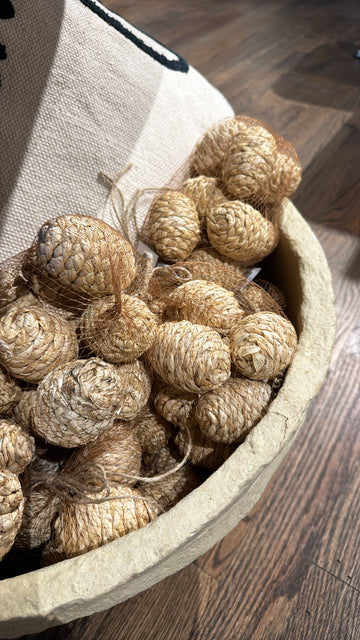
[0, 115, 300, 569]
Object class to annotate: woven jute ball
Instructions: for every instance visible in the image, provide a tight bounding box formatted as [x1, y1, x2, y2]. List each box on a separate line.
[190, 116, 257, 177]
[181, 176, 225, 228]
[32, 358, 125, 448]
[147, 191, 200, 262]
[0, 366, 21, 415]
[141, 466, 201, 511]
[133, 407, 173, 455]
[36, 214, 136, 297]
[195, 377, 272, 444]
[165, 279, 244, 336]
[206, 201, 278, 264]
[147, 321, 231, 393]
[222, 125, 278, 201]
[0, 469, 24, 562]
[186, 247, 246, 276]
[80, 294, 157, 363]
[230, 311, 298, 380]
[0, 419, 35, 474]
[114, 360, 152, 420]
[16, 485, 61, 550]
[272, 147, 302, 198]
[0, 302, 79, 384]
[48, 485, 159, 560]
[63, 421, 142, 487]
[175, 420, 236, 471]
[152, 381, 197, 428]
[12, 390, 37, 431]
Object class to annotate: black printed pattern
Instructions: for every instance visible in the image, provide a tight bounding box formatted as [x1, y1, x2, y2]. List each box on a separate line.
[0, 0, 14, 89]
[79, 0, 189, 73]
[0, 0, 14, 19]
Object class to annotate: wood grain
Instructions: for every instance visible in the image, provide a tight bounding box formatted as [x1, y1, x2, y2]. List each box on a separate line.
[11, 0, 360, 638]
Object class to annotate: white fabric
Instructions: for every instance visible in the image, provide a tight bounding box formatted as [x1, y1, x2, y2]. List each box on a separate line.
[0, 0, 233, 261]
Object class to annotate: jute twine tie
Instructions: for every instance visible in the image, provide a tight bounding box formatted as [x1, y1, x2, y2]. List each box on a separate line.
[230, 311, 298, 380]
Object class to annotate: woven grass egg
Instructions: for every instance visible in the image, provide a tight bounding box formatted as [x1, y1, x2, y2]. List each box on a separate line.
[12, 390, 37, 431]
[147, 191, 200, 262]
[80, 294, 157, 363]
[36, 214, 136, 297]
[230, 311, 298, 380]
[0, 469, 24, 562]
[147, 321, 231, 393]
[0, 250, 29, 312]
[0, 366, 21, 415]
[48, 485, 159, 560]
[206, 201, 278, 264]
[181, 176, 225, 228]
[141, 466, 201, 511]
[142, 444, 182, 477]
[152, 381, 197, 428]
[32, 358, 125, 448]
[195, 377, 272, 444]
[63, 420, 142, 487]
[222, 125, 278, 201]
[16, 485, 61, 550]
[133, 407, 173, 455]
[114, 360, 152, 420]
[0, 302, 79, 384]
[0, 419, 35, 474]
[175, 419, 236, 471]
[165, 279, 244, 336]
[185, 247, 246, 275]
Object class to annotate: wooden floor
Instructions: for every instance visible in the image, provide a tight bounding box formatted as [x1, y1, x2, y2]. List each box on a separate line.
[18, 1, 360, 638]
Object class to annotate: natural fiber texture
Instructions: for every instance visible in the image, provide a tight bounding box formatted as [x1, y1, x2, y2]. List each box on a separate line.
[12, 390, 37, 431]
[32, 358, 125, 447]
[0, 302, 79, 384]
[63, 421, 142, 487]
[207, 201, 278, 264]
[147, 321, 231, 393]
[36, 214, 136, 297]
[16, 485, 61, 550]
[0, 419, 35, 474]
[152, 381, 198, 428]
[0, 250, 28, 312]
[222, 125, 278, 201]
[186, 247, 246, 276]
[114, 360, 152, 420]
[142, 444, 182, 477]
[141, 466, 201, 511]
[133, 407, 173, 455]
[181, 176, 225, 228]
[230, 311, 298, 380]
[273, 148, 302, 198]
[80, 294, 157, 363]
[147, 191, 200, 262]
[0, 366, 21, 415]
[190, 116, 256, 177]
[195, 377, 272, 444]
[165, 279, 244, 335]
[48, 485, 159, 560]
[0, 469, 24, 562]
[175, 420, 236, 471]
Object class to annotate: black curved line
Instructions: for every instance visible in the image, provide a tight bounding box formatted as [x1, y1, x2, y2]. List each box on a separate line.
[78, 0, 189, 73]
